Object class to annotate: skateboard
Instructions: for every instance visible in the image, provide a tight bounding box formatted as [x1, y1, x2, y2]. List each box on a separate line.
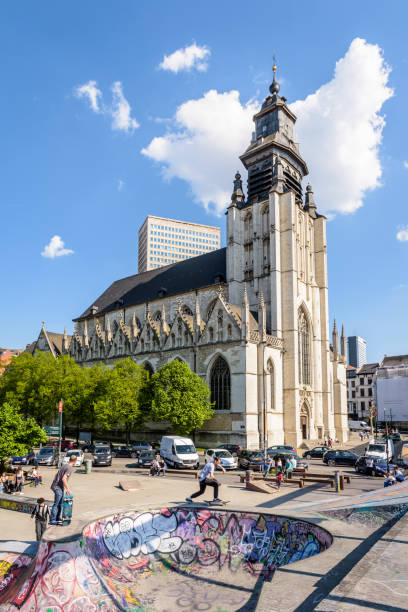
[62, 493, 73, 526]
[205, 500, 229, 506]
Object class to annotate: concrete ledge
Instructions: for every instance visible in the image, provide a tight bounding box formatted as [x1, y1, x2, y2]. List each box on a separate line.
[0, 492, 52, 513]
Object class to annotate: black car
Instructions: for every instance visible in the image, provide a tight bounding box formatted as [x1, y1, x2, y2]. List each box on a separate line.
[92, 445, 112, 466]
[111, 445, 137, 458]
[138, 451, 156, 467]
[303, 446, 330, 459]
[323, 450, 358, 467]
[131, 442, 153, 456]
[267, 445, 296, 454]
[216, 444, 242, 456]
[355, 456, 396, 477]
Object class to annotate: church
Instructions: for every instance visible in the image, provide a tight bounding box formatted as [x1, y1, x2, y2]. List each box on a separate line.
[47, 68, 348, 449]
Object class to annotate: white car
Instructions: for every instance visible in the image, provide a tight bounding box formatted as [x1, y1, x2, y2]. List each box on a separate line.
[63, 449, 84, 467]
[204, 449, 237, 470]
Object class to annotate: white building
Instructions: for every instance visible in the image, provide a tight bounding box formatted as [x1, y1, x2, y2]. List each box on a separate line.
[346, 363, 378, 420]
[138, 216, 221, 272]
[376, 355, 408, 426]
[56, 68, 348, 448]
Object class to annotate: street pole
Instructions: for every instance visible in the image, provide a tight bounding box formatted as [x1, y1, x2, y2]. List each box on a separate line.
[385, 421, 389, 473]
[369, 401, 374, 437]
[58, 399, 63, 467]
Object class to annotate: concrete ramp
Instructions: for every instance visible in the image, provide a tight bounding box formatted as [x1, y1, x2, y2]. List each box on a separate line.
[0, 507, 331, 611]
[119, 480, 142, 491]
[247, 480, 274, 494]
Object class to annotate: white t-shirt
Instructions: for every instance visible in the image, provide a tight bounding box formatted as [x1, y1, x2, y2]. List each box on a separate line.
[199, 462, 215, 481]
[290, 457, 297, 469]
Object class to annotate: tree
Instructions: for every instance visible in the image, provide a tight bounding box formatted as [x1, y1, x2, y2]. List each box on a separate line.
[94, 358, 149, 443]
[150, 361, 214, 435]
[0, 402, 47, 469]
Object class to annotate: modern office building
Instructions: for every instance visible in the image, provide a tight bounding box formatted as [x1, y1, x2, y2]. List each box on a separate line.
[347, 335, 367, 368]
[138, 216, 221, 272]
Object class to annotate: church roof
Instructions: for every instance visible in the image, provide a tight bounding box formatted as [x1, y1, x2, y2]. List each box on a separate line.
[75, 248, 227, 321]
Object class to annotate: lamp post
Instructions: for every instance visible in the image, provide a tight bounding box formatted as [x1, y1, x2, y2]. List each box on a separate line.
[368, 401, 374, 437]
[58, 399, 63, 467]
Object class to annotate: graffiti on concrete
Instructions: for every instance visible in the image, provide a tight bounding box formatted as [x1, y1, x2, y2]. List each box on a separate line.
[318, 503, 408, 529]
[0, 498, 34, 515]
[0, 552, 32, 599]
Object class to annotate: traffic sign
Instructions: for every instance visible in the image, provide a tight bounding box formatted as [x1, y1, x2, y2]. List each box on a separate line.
[44, 426, 60, 435]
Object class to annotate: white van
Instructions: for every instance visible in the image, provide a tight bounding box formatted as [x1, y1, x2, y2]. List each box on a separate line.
[348, 420, 370, 431]
[160, 436, 200, 469]
[367, 438, 394, 461]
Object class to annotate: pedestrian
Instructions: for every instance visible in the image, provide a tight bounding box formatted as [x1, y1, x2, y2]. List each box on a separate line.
[30, 497, 50, 541]
[49, 454, 76, 526]
[276, 471, 284, 490]
[15, 467, 24, 495]
[395, 468, 405, 483]
[158, 457, 167, 477]
[328, 438, 333, 448]
[275, 456, 283, 472]
[289, 455, 297, 470]
[365, 456, 374, 475]
[263, 455, 273, 478]
[186, 456, 226, 503]
[284, 457, 293, 477]
[359, 431, 364, 442]
[324, 437, 328, 447]
[384, 471, 396, 488]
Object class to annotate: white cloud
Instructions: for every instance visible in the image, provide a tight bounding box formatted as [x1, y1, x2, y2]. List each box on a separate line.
[110, 81, 139, 132]
[142, 90, 258, 213]
[74, 80, 139, 132]
[143, 38, 392, 217]
[396, 227, 408, 242]
[118, 179, 124, 191]
[291, 38, 393, 214]
[404, 161, 408, 169]
[41, 235, 74, 259]
[74, 80, 102, 113]
[159, 43, 210, 73]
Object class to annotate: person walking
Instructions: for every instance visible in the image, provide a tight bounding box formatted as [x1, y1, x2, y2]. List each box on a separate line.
[186, 456, 226, 503]
[30, 497, 50, 541]
[15, 467, 24, 495]
[49, 454, 76, 526]
[276, 471, 284, 490]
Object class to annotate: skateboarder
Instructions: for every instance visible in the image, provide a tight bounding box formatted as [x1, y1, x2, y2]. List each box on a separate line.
[49, 454, 76, 525]
[186, 456, 226, 503]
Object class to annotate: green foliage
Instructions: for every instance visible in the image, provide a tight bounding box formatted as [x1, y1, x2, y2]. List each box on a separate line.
[0, 402, 47, 468]
[150, 360, 214, 435]
[94, 358, 149, 441]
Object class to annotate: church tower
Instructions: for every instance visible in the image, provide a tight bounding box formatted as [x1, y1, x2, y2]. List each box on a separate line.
[227, 64, 347, 445]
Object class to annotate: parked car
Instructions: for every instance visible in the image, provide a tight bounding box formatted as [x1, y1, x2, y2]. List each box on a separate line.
[111, 445, 137, 458]
[216, 444, 242, 456]
[238, 451, 264, 471]
[323, 450, 359, 467]
[35, 446, 59, 466]
[354, 456, 396, 477]
[63, 449, 84, 467]
[205, 449, 237, 470]
[348, 420, 370, 432]
[267, 445, 296, 454]
[92, 445, 112, 467]
[160, 436, 199, 469]
[366, 438, 394, 462]
[138, 450, 156, 467]
[10, 451, 36, 466]
[282, 453, 308, 471]
[131, 441, 153, 456]
[303, 446, 330, 459]
[47, 439, 75, 451]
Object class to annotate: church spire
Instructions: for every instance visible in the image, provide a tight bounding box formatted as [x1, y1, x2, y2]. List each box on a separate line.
[258, 289, 266, 342]
[332, 319, 338, 360]
[242, 283, 250, 341]
[231, 171, 245, 205]
[341, 324, 346, 359]
[269, 57, 280, 96]
[305, 184, 317, 218]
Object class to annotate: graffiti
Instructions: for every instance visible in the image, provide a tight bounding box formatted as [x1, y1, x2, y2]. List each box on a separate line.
[0, 552, 32, 598]
[318, 503, 408, 529]
[0, 498, 35, 515]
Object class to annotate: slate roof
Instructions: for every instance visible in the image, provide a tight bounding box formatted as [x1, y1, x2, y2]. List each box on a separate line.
[381, 355, 408, 367]
[75, 248, 227, 321]
[358, 363, 379, 375]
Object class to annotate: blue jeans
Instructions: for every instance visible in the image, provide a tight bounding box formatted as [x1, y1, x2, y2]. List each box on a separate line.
[50, 487, 64, 523]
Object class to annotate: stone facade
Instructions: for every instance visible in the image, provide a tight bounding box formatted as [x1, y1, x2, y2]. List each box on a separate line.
[36, 71, 349, 449]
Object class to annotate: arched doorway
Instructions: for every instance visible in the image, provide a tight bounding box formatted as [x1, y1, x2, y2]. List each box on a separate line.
[300, 403, 309, 440]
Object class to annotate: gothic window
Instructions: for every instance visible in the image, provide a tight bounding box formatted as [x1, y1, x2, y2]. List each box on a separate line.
[263, 238, 270, 270]
[182, 305, 193, 316]
[141, 339, 145, 352]
[146, 330, 150, 340]
[171, 333, 175, 348]
[210, 356, 231, 411]
[244, 213, 253, 243]
[207, 300, 216, 320]
[227, 324, 232, 339]
[209, 327, 214, 342]
[184, 330, 189, 346]
[217, 310, 223, 341]
[267, 360, 275, 410]
[177, 320, 182, 346]
[144, 362, 154, 377]
[262, 206, 270, 235]
[298, 308, 311, 385]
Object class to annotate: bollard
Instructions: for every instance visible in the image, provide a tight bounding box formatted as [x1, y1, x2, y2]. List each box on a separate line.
[85, 459, 92, 474]
[334, 470, 340, 492]
[245, 470, 252, 489]
[339, 474, 345, 491]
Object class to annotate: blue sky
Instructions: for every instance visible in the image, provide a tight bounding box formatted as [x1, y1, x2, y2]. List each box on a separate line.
[1, 1, 407, 363]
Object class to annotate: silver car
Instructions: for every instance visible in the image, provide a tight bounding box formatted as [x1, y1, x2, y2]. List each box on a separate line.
[35, 447, 58, 466]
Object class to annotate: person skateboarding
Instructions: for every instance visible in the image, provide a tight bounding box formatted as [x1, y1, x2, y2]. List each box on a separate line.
[186, 456, 226, 503]
[49, 454, 76, 525]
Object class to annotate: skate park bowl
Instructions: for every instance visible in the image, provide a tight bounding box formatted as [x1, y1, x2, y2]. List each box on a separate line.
[0, 506, 332, 611]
